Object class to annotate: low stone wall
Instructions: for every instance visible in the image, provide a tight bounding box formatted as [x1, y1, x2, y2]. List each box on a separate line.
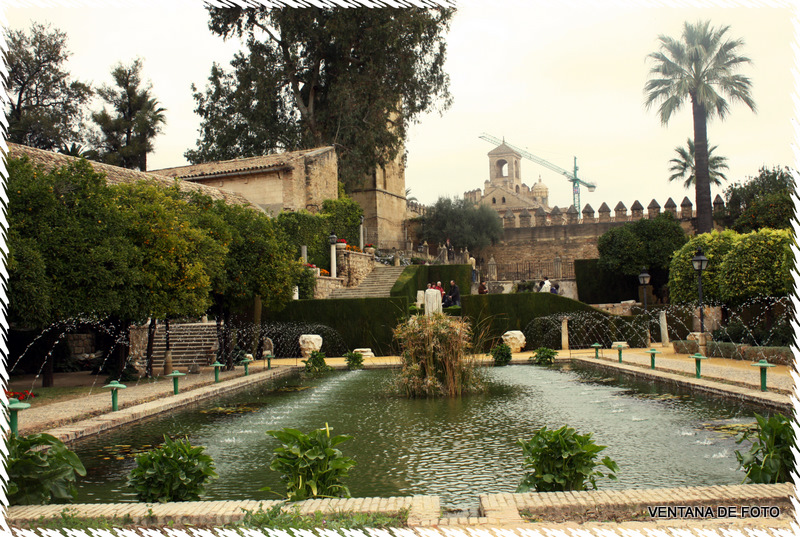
[314, 275, 345, 299]
[66, 332, 96, 356]
[336, 249, 375, 287]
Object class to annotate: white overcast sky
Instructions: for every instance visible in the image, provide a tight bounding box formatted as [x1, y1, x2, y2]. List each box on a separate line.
[4, 0, 797, 211]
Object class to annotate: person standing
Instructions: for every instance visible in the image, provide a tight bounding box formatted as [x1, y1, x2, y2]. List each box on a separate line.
[540, 277, 551, 293]
[447, 280, 461, 306]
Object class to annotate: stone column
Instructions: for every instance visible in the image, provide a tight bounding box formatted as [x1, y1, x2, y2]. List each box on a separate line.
[561, 317, 569, 350]
[659, 310, 670, 347]
[301, 245, 307, 263]
[330, 243, 337, 279]
[488, 256, 497, 281]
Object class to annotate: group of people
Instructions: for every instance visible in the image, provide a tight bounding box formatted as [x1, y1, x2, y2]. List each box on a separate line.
[538, 277, 560, 294]
[426, 280, 461, 307]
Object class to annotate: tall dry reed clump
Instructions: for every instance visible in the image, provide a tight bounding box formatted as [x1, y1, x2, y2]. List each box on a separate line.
[393, 314, 485, 397]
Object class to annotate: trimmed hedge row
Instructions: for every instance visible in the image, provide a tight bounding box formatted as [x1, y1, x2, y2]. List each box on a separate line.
[461, 293, 613, 350]
[672, 340, 791, 365]
[574, 258, 638, 304]
[264, 296, 408, 356]
[390, 264, 472, 307]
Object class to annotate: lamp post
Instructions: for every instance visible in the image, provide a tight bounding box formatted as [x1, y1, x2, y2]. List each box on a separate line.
[639, 267, 651, 345]
[691, 248, 709, 335]
[329, 232, 338, 279]
[359, 216, 365, 250]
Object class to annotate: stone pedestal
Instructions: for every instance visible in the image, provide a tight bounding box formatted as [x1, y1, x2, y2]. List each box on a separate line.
[162, 350, 173, 375]
[688, 332, 711, 356]
[659, 311, 670, 347]
[353, 348, 375, 358]
[561, 318, 569, 351]
[502, 330, 526, 353]
[299, 334, 323, 358]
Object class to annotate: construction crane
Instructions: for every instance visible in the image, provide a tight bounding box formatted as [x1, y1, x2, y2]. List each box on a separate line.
[479, 133, 597, 212]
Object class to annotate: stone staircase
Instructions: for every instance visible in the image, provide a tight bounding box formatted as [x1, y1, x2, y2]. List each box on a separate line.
[328, 265, 407, 299]
[136, 322, 218, 370]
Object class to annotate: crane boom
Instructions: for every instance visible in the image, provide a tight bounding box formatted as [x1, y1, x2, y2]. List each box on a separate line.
[479, 133, 596, 211]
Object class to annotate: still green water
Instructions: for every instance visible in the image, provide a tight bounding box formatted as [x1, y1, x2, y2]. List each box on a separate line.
[73, 364, 762, 507]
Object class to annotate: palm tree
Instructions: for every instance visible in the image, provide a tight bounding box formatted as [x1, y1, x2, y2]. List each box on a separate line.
[668, 138, 729, 189]
[645, 20, 755, 233]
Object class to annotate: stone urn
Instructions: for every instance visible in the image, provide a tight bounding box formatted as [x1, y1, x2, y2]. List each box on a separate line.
[299, 334, 323, 358]
[365, 247, 376, 255]
[336, 242, 346, 250]
[502, 330, 526, 353]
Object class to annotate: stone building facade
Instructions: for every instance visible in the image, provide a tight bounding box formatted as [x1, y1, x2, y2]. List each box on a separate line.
[350, 149, 408, 250]
[463, 142, 551, 220]
[153, 147, 338, 215]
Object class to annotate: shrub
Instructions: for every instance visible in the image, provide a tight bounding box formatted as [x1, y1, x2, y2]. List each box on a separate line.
[263, 424, 355, 501]
[531, 347, 557, 365]
[7, 433, 87, 505]
[303, 350, 332, 375]
[490, 343, 512, 366]
[743, 346, 793, 366]
[671, 340, 699, 355]
[393, 314, 484, 397]
[516, 425, 618, 492]
[735, 413, 795, 484]
[345, 350, 364, 370]
[706, 341, 749, 360]
[127, 435, 218, 502]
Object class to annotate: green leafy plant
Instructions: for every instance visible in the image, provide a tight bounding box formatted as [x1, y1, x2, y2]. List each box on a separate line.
[530, 347, 557, 365]
[344, 350, 364, 370]
[489, 342, 512, 366]
[7, 433, 87, 505]
[262, 424, 356, 501]
[240, 503, 408, 529]
[127, 435, 218, 502]
[302, 350, 332, 375]
[516, 425, 619, 492]
[735, 413, 795, 484]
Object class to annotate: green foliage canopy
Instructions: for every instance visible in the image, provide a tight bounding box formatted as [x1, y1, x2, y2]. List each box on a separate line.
[668, 229, 793, 304]
[189, 7, 454, 191]
[6, 23, 93, 151]
[715, 166, 795, 232]
[597, 213, 688, 276]
[418, 197, 503, 252]
[92, 59, 166, 171]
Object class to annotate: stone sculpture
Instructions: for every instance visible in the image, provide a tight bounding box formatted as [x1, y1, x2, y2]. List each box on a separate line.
[502, 330, 526, 353]
[424, 288, 442, 316]
[299, 334, 323, 358]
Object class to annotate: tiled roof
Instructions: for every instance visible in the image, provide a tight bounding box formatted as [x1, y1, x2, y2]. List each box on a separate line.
[6, 143, 259, 209]
[152, 147, 335, 180]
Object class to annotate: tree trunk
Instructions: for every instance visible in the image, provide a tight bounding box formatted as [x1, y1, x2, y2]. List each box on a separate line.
[145, 318, 157, 378]
[691, 98, 713, 234]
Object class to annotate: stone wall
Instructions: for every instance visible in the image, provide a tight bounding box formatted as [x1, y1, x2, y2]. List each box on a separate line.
[336, 249, 375, 287]
[314, 275, 345, 299]
[66, 332, 96, 356]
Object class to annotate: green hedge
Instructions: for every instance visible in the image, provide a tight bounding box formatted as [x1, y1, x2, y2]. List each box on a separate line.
[264, 297, 408, 356]
[461, 293, 611, 350]
[390, 264, 472, 305]
[575, 259, 638, 304]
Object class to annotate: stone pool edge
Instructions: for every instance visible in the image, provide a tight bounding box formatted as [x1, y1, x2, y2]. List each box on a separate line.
[6, 483, 794, 527]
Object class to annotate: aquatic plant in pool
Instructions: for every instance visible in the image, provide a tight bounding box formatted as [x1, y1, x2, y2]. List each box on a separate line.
[71, 364, 771, 507]
[262, 424, 355, 501]
[516, 425, 618, 492]
[393, 314, 484, 397]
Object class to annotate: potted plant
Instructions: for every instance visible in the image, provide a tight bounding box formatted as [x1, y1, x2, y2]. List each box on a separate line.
[364, 243, 376, 255]
[335, 238, 347, 249]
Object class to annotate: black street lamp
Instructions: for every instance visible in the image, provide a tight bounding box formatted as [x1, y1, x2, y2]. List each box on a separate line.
[638, 267, 651, 345]
[329, 232, 338, 246]
[691, 247, 709, 334]
[638, 267, 651, 312]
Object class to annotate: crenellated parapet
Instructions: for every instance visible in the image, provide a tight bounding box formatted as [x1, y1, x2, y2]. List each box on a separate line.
[406, 200, 428, 217]
[498, 196, 725, 230]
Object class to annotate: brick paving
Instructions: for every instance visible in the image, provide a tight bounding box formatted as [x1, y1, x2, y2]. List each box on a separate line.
[5, 349, 797, 530]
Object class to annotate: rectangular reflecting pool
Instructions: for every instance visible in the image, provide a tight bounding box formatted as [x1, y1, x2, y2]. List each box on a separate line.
[73, 364, 767, 508]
